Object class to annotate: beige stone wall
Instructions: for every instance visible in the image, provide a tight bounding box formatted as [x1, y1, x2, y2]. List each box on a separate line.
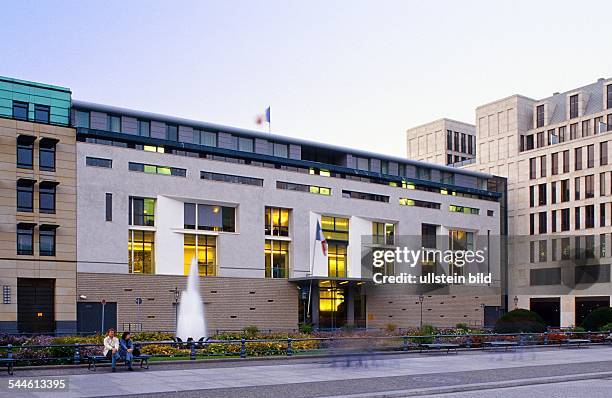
[406, 118, 476, 165]
[366, 285, 500, 328]
[0, 118, 77, 326]
[77, 272, 299, 332]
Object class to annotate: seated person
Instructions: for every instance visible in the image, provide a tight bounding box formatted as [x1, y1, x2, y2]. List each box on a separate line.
[119, 332, 135, 371]
[103, 328, 121, 372]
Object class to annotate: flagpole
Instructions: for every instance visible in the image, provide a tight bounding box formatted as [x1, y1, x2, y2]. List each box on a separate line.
[307, 226, 317, 319]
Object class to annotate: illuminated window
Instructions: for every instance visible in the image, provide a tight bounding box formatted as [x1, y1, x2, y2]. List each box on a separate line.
[265, 207, 289, 236]
[321, 216, 349, 241]
[128, 230, 155, 274]
[265, 240, 289, 278]
[276, 181, 331, 196]
[399, 198, 441, 209]
[184, 203, 236, 232]
[449, 205, 479, 215]
[372, 222, 395, 245]
[183, 234, 216, 276]
[328, 243, 347, 278]
[448, 230, 474, 277]
[129, 197, 155, 226]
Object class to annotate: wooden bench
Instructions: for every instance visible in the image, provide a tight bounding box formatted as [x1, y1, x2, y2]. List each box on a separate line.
[420, 343, 459, 354]
[561, 338, 590, 348]
[484, 341, 518, 351]
[87, 354, 150, 371]
[0, 358, 15, 375]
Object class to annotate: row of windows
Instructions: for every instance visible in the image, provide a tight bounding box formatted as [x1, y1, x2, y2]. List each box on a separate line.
[529, 172, 612, 209]
[536, 87, 612, 130]
[16, 180, 57, 213]
[200, 171, 263, 186]
[530, 263, 610, 286]
[341, 190, 389, 202]
[276, 181, 332, 195]
[529, 204, 607, 234]
[12, 101, 51, 124]
[399, 198, 441, 209]
[446, 130, 475, 155]
[522, 113, 612, 152]
[128, 162, 186, 177]
[529, 142, 609, 179]
[17, 135, 57, 171]
[449, 205, 480, 215]
[16, 225, 57, 256]
[528, 235, 612, 266]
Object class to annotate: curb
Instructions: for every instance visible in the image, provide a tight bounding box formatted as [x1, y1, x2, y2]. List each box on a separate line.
[322, 371, 612, 397]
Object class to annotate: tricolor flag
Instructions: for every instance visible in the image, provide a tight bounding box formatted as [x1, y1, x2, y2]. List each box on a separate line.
[255, 107, 271, 126]
[311, 219, 329, 276]
[316, 220, 328, 256]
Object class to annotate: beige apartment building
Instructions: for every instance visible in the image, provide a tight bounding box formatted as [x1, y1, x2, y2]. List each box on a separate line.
[407, 77, 612, 328]
[406, 118, 476, 166]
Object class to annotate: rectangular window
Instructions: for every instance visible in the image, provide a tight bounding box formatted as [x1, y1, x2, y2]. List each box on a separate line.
[39, 183, 56, 214]
[601, 173, 608, 197]
[446, 130, 452, 150]
[276, 181, 331, 196]
[372, 222, 395, 246]
[559, 126, 566, 142]
[34, 105, 50, 123]
[536, 104, 545, 127]
[39, 139, 57, 171]
[107, 115, 121, 132]
[551, 182, 557, 204]
[561, 179, 570, 202]
[539, 212, 547, 234]
[265, 207, 290, 237]
[585, 174, 594, 198]
[454, 132, 460, 151]
[327, 242, 347, 278]
[86, 156, 112, 168]
[265, 240, 288, 278]
[17, 225, 34, 255]
[184, 234, 216, 276]
[200, 171, 263, 186]
[16, 180, 34, 212]
[587, 144, 594, 168]
[321, 216, 349, 242]
[530, 214, 535, 235]
[561, 209, 570, 231]
[129, 197, 156, 226]
[575, 207, 581, 230]
[342, 190, 389, 202]
[39, 227, 56, 256]
[609, 114, 612, 131]
[238, 137, 254, 152]
[399, 198, 441, 209]
[166, 124, 178, 141]
[530, 268, 561, 286]
[537, 132, 545, 148]
[17, 136, 34, 169]
[575, 177, 581, 200]
[200, 131, 217, 147]
[608, 85, 612, 109]
[184, 204, 236, 232]
[448, 230, 474, 277]
[128, 230, 155, 274]
[129, 162, 186, 177]
[538, 183, 546, 206]
[575, 147, 582, 171]
[540, 155, 546, 177]
[551, 210, 557, 233]
[138, 120, 150, 137]
[570, 123, 578, 139]
[12, 101, 28, 120]
[75, 110, 90, 128]
[448, 205, 479, 215]
[601, 203, 606, 227]
[601, 142, 609, 166]
[586, 205, 595, 229]
[551, 152, 558, 175]
[576, 264, 611, 284]
[529, 158, 536, 179]
[530, 185, 536, 207]
[460, 133, 466, 152]
[582, 120, 591, 137]
[595, 116, 604, 134]
[570, 94, 579, 118]
[468, 135, 474, 155]
[563, 150, 570, 173]
[273, 142, 288, 158]
[548, 129, 558, 145]
[105, 193, 112, 221]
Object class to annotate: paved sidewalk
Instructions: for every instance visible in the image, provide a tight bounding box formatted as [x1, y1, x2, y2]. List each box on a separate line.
[2, 346, 612, 397]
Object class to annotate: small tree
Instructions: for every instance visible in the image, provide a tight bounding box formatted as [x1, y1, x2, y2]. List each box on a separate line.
[493, 309, 546, 333]
[581, 307, 612, 331]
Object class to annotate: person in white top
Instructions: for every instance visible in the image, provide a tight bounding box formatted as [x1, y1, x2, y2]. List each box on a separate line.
[103, 328, 121, 372]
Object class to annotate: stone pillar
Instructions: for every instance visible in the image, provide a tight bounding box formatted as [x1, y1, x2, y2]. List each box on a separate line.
[346, 286, 355, 326]
[311, 284, 319, 328]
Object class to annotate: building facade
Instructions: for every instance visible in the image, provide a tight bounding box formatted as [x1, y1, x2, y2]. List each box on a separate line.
[407, 77, 612, 327]
[1, 75, 504, 334]
[406, 118, 476, 166]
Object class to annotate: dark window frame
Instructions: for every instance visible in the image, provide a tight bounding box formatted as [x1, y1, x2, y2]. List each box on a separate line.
[12, 101, 28, 120]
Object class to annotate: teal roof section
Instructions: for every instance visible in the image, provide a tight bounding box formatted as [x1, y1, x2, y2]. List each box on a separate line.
[0, 76, 71, 126]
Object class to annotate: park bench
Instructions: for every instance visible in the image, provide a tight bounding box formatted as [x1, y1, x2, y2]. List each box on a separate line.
[0, 357, 15, 375]
[419, 343, 459, 354]
[561, 338, 591, 348]
[483, 341, 518, 351]
[87, 354, 151, 371]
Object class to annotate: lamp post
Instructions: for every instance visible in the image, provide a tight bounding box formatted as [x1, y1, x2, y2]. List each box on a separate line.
[173, 287, 180, 332]
[513, 295, 519, 310]
[418, 294, 424, 328]
[480, 303, 486, 327]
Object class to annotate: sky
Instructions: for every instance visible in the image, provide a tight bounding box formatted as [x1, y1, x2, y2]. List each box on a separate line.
[2, 0, 612, 157]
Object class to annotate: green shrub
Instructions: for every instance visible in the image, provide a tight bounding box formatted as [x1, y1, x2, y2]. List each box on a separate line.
[298, 323, 313, 334]
[385, 323, 398, 333]
[581, 307, 612, 331]
[131, 332, 174, 342]
[455, 323, 469, 332]
[51, 335, 103, 359]
[599, 322, 612, 332]
[493, 309, 546, 333]
[242, 325, 259, 339]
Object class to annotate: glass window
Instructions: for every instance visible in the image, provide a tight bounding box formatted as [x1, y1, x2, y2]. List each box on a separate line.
[187, 204, 236, 232]
[372, 222, 395, 245]
[570, 94, 579, 118]
[448, 230, 474, 277]
[107, 115, 121, 132]
[39, 184, 56, 214]
[551, 152, 558, 175]
[86, 157, 112, 168]
[238, 137, 254, 152]
[265, 240, 289, 278]
[138, 120, 150, 137]
[321, 216, 349, 241]
[585, 175, 594, 198]
[184, 203, 196, 229]
[166, 124, 178, 141]
[265, 207, 289, 237]
[582, 120, 591, 137]
[184, 234, 216, 276]
[39, 141, 56, 171]
[128, 230, 155, 274]
[16, 181, 34, 212]
[601, 142, 608, 166]
[575, 147, 582, 170]
[529, 158, 536, 179]
[104, 193, 113, 221]
[570, 123, 578, 139]
[17, 226, 34, 255]
[17, 139, 34, 169]
[75, 110, 90, 128]
[608, 85, 612, 109]
[39, 228, 56, 256]
[12, 101, 28, 120]
[201, 131, 217, 147]
[328, 242, 347, 278]
[129, 197, 155, 226]
[273, 143, 288, 158]
[34, 105, 50, 123]
[536, 104, 544, 127]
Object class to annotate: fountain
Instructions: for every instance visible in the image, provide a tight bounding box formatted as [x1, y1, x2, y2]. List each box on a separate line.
[176, 258, 207, 341]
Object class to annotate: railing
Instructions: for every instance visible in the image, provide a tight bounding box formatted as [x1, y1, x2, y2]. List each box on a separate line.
[1, 330, 610, 367]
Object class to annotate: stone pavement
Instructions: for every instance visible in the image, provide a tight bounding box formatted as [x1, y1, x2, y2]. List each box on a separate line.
[2, 346, 612, 397]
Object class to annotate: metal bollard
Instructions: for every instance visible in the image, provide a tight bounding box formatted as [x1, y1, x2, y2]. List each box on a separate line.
[7, 344, 12, 359]
[544, 332, 548, 345]
[240, 338, 246, 358]
[190, 341, 196, 360]
[74, 344, 81, 364]
[287, 338, 293, 357]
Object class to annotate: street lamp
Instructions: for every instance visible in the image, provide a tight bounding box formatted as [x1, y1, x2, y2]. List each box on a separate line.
[513, 295, 519, 310]
[172, 287, 180, 332]
[480, 303, 486, 327]
[418, 294, 424, 328]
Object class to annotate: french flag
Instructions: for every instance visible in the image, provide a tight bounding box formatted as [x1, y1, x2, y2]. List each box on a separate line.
[255, 107, 271, 126]
[316, 220, 328, 256]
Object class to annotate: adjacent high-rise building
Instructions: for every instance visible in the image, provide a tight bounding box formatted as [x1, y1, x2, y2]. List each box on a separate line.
[407, 77, 612, 327]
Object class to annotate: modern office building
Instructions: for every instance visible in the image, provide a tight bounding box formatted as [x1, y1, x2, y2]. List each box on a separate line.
[0, 77, 77, 334]
[406, 118, 476, 166]
[1, 75, 504, 334]
[407, 77, 612, 327]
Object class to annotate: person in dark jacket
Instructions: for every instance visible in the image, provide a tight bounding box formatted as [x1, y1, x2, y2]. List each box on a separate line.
[119, 331, 134, 371]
